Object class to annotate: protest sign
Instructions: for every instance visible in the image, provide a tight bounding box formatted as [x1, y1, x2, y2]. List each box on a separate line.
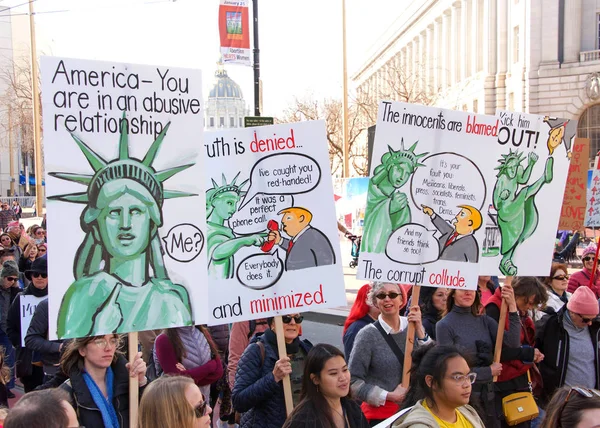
[20, 295, 44, 346]
[357, 101, 501, 290]
[480, 112, 574, 276]
[204, 121, 346, 324]
[559, 138, 589, 230]
[219, 0, 251, 66]
[586, 154, 600, 227]
[41, 56, 207, 339]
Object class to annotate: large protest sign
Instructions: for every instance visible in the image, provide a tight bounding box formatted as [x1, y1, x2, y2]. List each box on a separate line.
[219, 0, 251, 66]
[20, 295, 44, 346]
[357, 101, 502, 290]
[481, 112, 573, 276]
[559, 138, 589, 230]
[204, 121, 346, 324]
[586, 154, 600, 227]
[41, 56, 207, 339]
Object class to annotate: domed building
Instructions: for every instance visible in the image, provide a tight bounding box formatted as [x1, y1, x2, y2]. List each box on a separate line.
[205, 62, 249, 129]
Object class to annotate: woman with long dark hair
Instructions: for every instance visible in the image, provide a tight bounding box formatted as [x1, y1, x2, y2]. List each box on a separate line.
[419, 287, 447, 340]
[540, 386, 600, 428]
[154, 325, 223, 400]
[395, 344, 485, 427]
[283, 344, 368, 428]
[342, 284, 382, 359]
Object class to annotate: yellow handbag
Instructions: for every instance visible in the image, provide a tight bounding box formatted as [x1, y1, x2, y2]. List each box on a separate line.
[501, 370, 539, 426]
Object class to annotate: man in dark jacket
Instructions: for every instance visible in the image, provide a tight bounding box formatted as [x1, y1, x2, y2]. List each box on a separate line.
[0, 260, 22, 397]
[25, 299, 63, 380]
[0, 203, 15, 232]
[7, 257, 48, 391]
[232, 315, 312, 428]
[535, 286, 600, 405]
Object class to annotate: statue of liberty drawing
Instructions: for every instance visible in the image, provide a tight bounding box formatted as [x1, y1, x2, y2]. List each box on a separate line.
[51, 117, 196, 338]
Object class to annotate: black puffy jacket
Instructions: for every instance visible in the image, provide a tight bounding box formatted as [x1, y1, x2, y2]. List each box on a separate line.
[232, 332, 312, 428]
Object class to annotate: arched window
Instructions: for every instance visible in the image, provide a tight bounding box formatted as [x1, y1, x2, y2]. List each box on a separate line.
[578, 104, 600, 167]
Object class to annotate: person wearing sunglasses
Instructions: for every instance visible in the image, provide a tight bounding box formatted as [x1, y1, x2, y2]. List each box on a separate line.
[395, 344, 486, 427]
[536, 286, 600, 407]
[540, 385, 600, 428]
[139, 375, 212, 428]
[232, 313, 312, 428]
[6, 257, 48, 392]
[539, 262, 572, 315]
[0, 260, 21, 398]
[349, 282, 431, 426]
[59, 334, 147, 428]
[568, 245, 600, 299]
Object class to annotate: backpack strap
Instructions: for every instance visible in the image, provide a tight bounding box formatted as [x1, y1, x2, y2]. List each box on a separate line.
[257, 341, 266, 367]
[373, 320, 405, 366]
[248, 320, 256, 340]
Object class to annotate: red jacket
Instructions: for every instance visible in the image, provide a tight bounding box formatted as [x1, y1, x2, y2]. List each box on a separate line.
[486, 288, 535, 383]
[568, 269, 600, 298]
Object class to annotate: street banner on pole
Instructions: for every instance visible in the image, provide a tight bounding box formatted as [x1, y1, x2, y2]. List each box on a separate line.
[41, 56, 208, 339]
[559, 138, 589, 230]
[204, 121, 346, 324]
[357, 101, 502, 290]
[480, 113, 574, 276]
[219, 0, 251, 66]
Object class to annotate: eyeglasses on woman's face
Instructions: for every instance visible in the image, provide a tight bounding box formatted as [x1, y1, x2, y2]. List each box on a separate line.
[582, 256, 599, 263]
[92, 337, 119, 349]
[282, 315, 303, 324]
[447, 372, 477, 385]
[376, 292, 400, 300]
[552, 275, 569, 281]
[194, 393, 208, 418]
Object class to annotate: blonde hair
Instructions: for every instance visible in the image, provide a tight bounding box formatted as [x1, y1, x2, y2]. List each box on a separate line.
[138, 376, 198, 428]
[278, 207, 313, 224]
[457, 205, 483, 232]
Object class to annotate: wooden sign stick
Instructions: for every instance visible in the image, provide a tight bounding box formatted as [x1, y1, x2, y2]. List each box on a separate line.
[493, 276, 512, 382]
[274, 316, 294, 416]
[129, 331, 139, 428]
[401, 285, 421, 388]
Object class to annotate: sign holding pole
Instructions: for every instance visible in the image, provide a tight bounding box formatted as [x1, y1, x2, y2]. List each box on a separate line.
[129, 332, 139, 428]
[401, 285, 420, 388]
[274, 316, 293, 416]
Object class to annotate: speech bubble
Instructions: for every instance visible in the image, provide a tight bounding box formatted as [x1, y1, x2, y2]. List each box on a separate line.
[385, 223, 440, 265]
[230, 194, 294, 235]
[410, 152, 487, 216]
[236, 249, 284, 290]
[239, 153, 321, 210]
[161, 223, 204, 263]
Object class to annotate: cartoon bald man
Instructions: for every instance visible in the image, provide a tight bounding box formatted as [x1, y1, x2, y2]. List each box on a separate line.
[267, 207, 335, 271]
[422, 204, 483, 263]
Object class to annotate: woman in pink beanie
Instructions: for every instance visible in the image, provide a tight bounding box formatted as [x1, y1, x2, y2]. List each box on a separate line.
[567, 245, 600, 298]
[536, 286, 600, 405]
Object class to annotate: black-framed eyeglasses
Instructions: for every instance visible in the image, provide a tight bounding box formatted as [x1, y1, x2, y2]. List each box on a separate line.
[194, 393, 208, 418]
[552, 275, 569, 281]
[574, 312, 595, 324]
[376, 292, 400, 300]
[32, 273, 47, 279]
[282, 315, 303, 324]
[4, 277, 16, 282]
[582, 256, 599, 262]
[557, 387, 600, 426]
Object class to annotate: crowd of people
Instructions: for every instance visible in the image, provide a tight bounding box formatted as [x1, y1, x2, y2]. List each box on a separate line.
[0, 214, 599, 428]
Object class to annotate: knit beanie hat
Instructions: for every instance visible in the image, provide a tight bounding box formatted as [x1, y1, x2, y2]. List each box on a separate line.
[567, 286, 600, 316]
[0, 260, 19, 278]
[582, 245, 597, 259]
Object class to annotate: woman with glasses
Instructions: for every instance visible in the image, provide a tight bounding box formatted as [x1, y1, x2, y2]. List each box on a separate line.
[348, 282, 432, 426]
[283, 343, 369, 428]
[154, 325, 223, 401]
[436, 287, 520, 428]
[232, 313, 312, 428]
[568, 245, 600, 298]
[139, 375, 212, 428]
[59, 334, 147, 428]
[540, 262, 572, 314]
[395, 344, 485, 427]
[540, 386, 600, 428]
[535, 286, 600, 406]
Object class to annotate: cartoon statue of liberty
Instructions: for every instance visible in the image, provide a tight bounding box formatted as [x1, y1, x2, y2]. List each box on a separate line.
[362, 140, 427, 253]
[206, 174, 266, 279]
[492, 149, 553, 275]
[51, 118, 195, 338]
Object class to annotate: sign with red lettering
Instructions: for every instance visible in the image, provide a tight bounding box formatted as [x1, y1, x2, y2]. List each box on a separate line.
[559, 138, 589, 230]
[203, 121, 346, 324]
[219, 0, 251, 66]
[357, 101, 502, 290]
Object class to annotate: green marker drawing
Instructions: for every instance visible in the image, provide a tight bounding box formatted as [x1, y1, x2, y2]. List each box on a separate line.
[362, 139, 428, 253]
[51, 116, 196, 338]
[492, 149, 553, 276]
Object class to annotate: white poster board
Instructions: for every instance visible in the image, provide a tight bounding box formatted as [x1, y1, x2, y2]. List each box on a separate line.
[480, 112, 573, 276]
[204, 121, 346, 324]
[585, 155, 600, 227]
[357, 101, 501, 290]
[41, 56, 207, 339]
[20, 295, 44, 347]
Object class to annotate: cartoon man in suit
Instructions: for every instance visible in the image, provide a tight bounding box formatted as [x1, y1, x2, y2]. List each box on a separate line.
[421, 204, 482, 263]
[267, 207, 335, 271]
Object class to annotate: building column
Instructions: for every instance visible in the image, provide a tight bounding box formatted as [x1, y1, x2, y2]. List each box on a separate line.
[471, 0, 480, 74]
[461, 0, 470, 79]
[433, 18, 442, 91]
[540, 0, 560, 65]
[418, 32, 425, 92]
[483, 0, 497, 75]
[451, 2, 461, 84]
[563, 0, 582, 63]
[441, 10, 451, 88]
[426, 24, 434, 94]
